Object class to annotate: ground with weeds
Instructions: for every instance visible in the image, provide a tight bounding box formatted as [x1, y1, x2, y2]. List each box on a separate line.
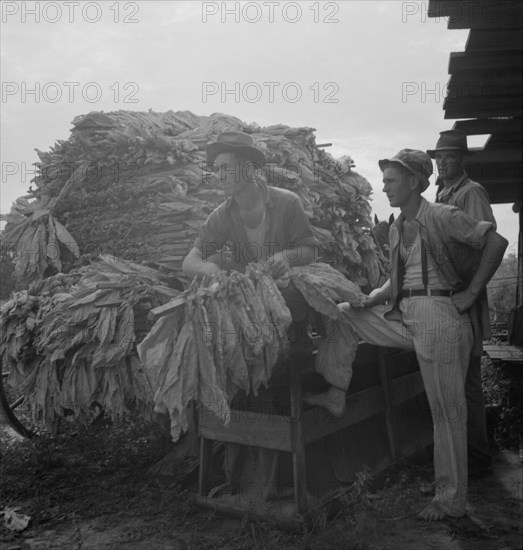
[1, 419, 521, 550]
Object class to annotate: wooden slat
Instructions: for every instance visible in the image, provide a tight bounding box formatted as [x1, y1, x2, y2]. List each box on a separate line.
[447, 72, 522, 94]
[463, 150, 523, 164]
[428, 0, 523, 29]
[444, 100, 523, 119]
[378, 350, 398, 460]
[289, 359, 308, 515]
[449, 7, 523, 30]
[464, 162, 522, 182]
[303, 386, 385, 445]
[483, 344, 523, 364]
[198, 438, 214, 496]
[453, 118, 523, 136]
[197, 371, 428, 449]
[483, 181, 523, 204]
[390, 372, 426, 406]
[429, 0, 523, 28]
[465, 28, 523, 51]
[449, 51, 522, 73]
[444, 95, 522, 114]
[198, 410, 293, 451]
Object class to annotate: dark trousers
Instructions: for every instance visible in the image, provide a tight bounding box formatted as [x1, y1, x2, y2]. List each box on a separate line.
[466, 355, 492, 472]
[223, 281, 312, 499]
[279, 280, 312, 346]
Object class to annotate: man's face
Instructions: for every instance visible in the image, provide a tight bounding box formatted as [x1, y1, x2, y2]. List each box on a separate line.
[435, 150, 464, 181]
[213, 152, 244, 197]
[382, 165, 416, 208]
[213, 152, 256, 197]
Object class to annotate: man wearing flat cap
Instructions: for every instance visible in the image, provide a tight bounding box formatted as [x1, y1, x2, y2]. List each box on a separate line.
[307, 149, 507, 520]
[429, 130, 497, 481]
[183, 130, 317, 343]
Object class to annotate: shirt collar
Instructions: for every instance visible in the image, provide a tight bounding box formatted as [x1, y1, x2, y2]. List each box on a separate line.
[392, 197, 429, 230]
[438, 173, 469, 202]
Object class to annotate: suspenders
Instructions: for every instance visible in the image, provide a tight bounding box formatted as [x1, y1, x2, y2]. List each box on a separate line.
[398, 225, 428, 291]
[421, 240, 428, 289]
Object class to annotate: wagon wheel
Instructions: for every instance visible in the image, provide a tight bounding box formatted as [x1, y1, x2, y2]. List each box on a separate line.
[0, 357, 34, 438]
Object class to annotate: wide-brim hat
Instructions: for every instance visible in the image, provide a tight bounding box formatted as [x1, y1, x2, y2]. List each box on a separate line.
[379, 149, 433, 193]
[206, 131, 266, 167]
[427, 130, 474, 158]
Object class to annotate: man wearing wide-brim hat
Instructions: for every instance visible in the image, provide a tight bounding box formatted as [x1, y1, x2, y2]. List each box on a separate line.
[428, 130, 496, 223]
[183, 130, 317, 278]
[183, 130, 318, 347]
[182, 130, 320, 502]
[429, 130, 497, 481]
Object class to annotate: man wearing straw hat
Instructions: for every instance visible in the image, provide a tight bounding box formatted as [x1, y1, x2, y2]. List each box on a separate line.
[428, 130, 497, 481]
[307, 148, 507, 520]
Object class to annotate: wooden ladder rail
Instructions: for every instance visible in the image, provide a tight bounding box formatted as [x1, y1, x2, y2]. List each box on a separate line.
[378, 348, 398, 461]
[289, 353, 308, 516]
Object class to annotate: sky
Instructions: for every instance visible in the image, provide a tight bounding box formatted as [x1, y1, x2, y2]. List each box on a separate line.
[0, 0, 519, 257]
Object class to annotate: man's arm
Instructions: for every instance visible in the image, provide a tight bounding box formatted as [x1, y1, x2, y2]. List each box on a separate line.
[267, 245, 316, 279]
[452, 230, 508, 313]
[460, 186, 497, 228]
[182, 247, 222, 277]
[364, 279, 391, 308]
[271, 245, 316, 267]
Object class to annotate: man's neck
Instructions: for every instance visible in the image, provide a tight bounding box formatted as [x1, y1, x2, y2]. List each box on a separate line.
[443, 171, 466, 188]
[400, 194, 422, 222]
[233, 179, 265, 210]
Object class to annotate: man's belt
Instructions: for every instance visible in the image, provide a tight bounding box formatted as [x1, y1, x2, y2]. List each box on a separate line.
[401, 289, 454, 298]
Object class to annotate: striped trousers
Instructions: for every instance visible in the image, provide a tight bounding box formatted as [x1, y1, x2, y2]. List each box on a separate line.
[316, 297, 472, 517]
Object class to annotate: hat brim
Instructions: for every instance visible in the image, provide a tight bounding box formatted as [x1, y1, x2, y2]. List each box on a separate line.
[427, 147, 474, 159]
[378, 158, 430, 193]
[206, 142, 266, 167]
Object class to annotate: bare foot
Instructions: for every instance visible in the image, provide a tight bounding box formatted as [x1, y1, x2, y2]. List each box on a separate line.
[303, 387, 346, 417]
[417, 502, 447, 521]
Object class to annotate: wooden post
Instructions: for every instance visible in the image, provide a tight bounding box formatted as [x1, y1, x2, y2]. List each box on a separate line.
[289, 356, 308, 516]
[197, 402, 214, 497]
[378, 349, 398, 460]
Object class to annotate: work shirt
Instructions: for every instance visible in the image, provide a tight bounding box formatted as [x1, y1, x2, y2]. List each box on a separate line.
[436, 174, 497, 229]
[388, 198, 494, 354]
[193, 184, 317, 268]
[436, 174, 496, 349]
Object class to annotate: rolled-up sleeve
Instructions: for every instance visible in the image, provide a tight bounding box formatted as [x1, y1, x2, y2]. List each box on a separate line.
[193, 209, 229, 260]
[461, 187, 497, 228]
[440, 207, 494, 249]
[285, 194, 318, 249]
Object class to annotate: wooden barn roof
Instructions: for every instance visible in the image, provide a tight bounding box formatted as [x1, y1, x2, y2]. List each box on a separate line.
[428, 0, 522, 204]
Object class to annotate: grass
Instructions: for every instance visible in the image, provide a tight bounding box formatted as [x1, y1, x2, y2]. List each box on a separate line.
[0, 418, 394, 550]
[1, 402, 520, 550]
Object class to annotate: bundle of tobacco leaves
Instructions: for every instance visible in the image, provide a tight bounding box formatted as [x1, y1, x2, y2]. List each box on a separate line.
[0, 255, 179, 429]
[289, 262, 366, 319]
[137, 261, 365, 441]
[1, 110, 386, 289]
[0, 193, 80, 284]
[137, 261, 292, 441]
